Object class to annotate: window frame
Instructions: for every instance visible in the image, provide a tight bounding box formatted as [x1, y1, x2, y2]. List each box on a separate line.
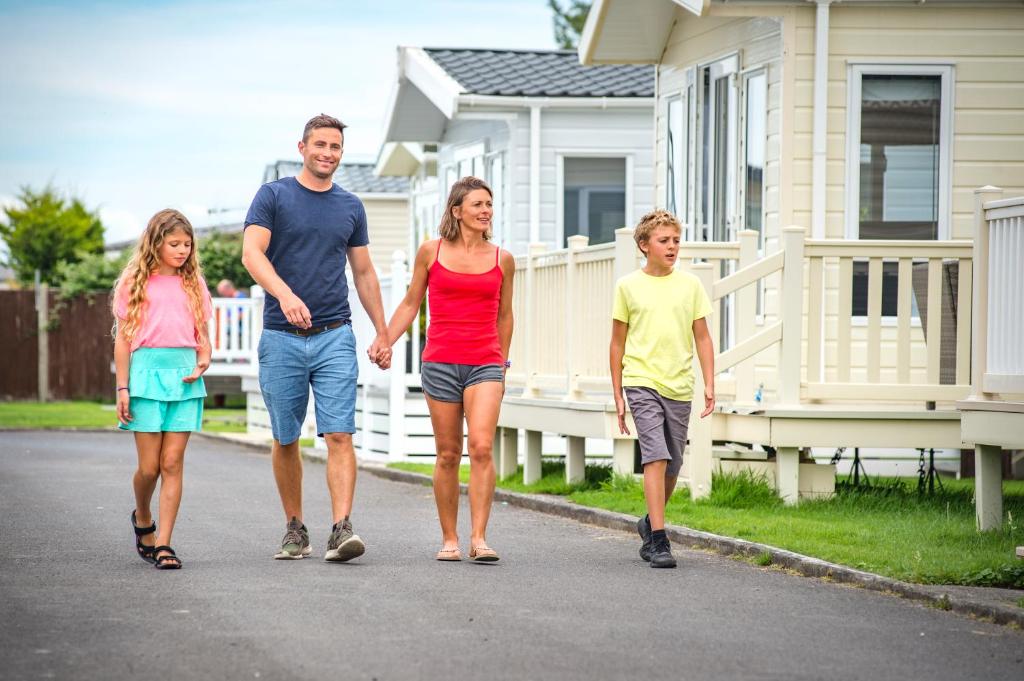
[843, 63, 955, 242]
[555, 151, 634, 248]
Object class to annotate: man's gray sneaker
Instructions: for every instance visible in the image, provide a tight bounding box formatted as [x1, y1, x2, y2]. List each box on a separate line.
[649, 534, 677, 569]
[637, 514, 652, 562]
[324, 517, 365, 562]
[274, 516, 311, 560]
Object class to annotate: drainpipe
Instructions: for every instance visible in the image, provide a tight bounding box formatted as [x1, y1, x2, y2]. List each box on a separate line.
[529, 104, 542, 244]
[812, 0, 832, 239]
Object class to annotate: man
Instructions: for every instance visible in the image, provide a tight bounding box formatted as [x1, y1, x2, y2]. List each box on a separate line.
[216, 279, 246, 299]
[242, 114, 391, 562]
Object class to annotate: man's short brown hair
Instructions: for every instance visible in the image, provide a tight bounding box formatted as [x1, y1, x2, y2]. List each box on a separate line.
[634, 209, 682, 252]
[302, 114, 347, 143]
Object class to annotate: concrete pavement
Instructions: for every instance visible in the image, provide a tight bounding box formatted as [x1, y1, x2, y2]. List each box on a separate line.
[1, 431, 1021, 681]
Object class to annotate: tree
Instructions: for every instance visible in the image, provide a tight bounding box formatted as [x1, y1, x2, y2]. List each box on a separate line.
[548, 0, 591, 49]
[0, 185, 104, 285]
[53, 250, 130, 298]
[199, 233, 254, 295]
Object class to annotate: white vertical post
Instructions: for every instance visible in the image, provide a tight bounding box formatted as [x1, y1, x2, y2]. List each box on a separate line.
[529, 105, 542, 244]
[522, 243, 546, 398]
[565, 435, 586, 484]
[689, 263, 715, 500]
[778, 227, 805, 405]
[613, 227, 636, 282]
[388, 251, 408, 462]
[811, 0, 832, 239]
[524, 430, 543, 485]
[497, 427, 519, 480]
[612, 438, 635, 477]
[564, 235, 588, 401]
[970, 186, 1002, 398]
[734, 230, 757, 404]
[777, 447, 801, 505]
[250, 285, 265, 365]
[975, 444, 1003, 531]
[35, 279, 49, 402]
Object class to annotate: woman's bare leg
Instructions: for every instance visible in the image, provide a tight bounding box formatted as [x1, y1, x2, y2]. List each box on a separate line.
[462, 381, 504, 549]
[426, 396, 465, 551]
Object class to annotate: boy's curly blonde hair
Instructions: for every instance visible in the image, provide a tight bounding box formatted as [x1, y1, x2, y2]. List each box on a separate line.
[634, 210, 682, 255]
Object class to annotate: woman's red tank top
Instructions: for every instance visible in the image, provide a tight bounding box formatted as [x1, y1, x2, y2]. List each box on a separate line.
[421, 240, 504, 365]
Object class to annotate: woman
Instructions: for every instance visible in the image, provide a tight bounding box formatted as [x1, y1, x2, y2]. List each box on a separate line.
[385, 176, 515, 562]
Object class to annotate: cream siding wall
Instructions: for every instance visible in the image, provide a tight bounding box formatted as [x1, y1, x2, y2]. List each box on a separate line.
[363, 197, 411, 270]
[657, 10, 785, 401]
[788, 5, 1024, 399]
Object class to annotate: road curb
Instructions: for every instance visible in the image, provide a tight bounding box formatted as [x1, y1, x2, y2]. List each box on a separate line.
[362, 464, 1024, 629]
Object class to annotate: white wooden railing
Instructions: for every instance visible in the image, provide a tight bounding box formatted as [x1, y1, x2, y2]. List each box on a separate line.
[208, 295, 260, 362]
[973, 188, 1024, 397]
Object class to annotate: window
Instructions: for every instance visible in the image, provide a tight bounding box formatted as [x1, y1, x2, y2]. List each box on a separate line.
[562, 157, 626, 247]
[665, 70, 697, 240]
[741, 70, 767, 316]
[846, 65, 952, 315]
[698, 55, 738, 243]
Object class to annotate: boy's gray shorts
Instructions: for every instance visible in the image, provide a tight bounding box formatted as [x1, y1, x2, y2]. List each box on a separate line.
[421, 361, 504, 403]
[624, 386, 692, 477]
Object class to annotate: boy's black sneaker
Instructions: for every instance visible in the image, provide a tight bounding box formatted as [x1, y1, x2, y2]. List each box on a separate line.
[637, 515, 653, 561]
[649, 535, 677, 569]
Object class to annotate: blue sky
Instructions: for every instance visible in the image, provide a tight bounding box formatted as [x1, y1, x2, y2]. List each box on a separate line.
[0, 0, 556, 244]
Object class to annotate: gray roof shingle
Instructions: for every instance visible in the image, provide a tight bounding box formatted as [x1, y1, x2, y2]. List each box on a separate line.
[423, 48, 653, 98]
[265, 161, 409, 195]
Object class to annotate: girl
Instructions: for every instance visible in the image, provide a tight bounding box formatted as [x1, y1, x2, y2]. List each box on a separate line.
[113, 209, 212, 570]
[385, 176, 515, 562]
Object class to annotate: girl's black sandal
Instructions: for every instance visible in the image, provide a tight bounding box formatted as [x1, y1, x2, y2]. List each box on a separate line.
[131, 511, 157, 564]
[153, 546, 182, 570]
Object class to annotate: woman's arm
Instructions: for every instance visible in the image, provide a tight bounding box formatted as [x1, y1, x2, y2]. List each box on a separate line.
[609, 319, 629, 435]
[384, 241, 433, 347]
[692, 317, 716, 417]
[496, 249, 516, 370]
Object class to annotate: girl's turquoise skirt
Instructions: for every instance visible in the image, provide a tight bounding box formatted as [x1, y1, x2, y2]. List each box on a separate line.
[119, 348, 206, 433]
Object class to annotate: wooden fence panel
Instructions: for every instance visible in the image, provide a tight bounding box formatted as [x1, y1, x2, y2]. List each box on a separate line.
[0, 290, 114, 401]
[0, 290, 39, 399]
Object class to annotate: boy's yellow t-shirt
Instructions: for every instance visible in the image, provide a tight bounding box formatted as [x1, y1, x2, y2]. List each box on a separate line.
[612, 268, 713, 401]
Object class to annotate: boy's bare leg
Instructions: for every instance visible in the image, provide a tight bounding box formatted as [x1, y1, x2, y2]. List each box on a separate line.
[323, 432, 356, 523]
[154, 432, 190, 552]
[426, 397, 465, 552]
[272, 439, 303, 521]
[643, 460, 669, 530]
[132, 432, 163, 551]
[462, 381, 503, 549]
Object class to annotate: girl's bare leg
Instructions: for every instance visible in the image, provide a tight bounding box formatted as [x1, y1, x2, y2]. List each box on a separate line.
[154, 432, 190, 560]
[132, 432, 163, 551]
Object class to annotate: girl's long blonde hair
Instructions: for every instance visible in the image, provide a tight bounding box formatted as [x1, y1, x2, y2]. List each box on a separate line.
[112, 209, 208, 347]
[438, 176, 492, 242]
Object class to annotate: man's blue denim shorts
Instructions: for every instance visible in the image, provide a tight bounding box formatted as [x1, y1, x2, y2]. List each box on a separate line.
[257, 323, 358, 445]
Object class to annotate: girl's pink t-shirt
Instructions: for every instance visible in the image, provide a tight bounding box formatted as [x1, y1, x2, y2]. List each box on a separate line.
[115, 274, 212, 351]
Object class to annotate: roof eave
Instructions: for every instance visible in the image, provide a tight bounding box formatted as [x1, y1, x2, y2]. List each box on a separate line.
[579, 0, 709, 65]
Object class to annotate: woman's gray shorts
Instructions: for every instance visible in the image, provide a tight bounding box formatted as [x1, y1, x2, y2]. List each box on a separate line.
[421, 362, 504, 403]
[624, 386, 692, 477]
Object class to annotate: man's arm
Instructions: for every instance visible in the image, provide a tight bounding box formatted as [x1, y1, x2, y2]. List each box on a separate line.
[692, 317, 716, 417]
[241, 225, 311, 329]
[609, 319, 629, 435]
[348, 245, 391, 368]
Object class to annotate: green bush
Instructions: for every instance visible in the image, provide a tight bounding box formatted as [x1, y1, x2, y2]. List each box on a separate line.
[199, 234, 253, 295]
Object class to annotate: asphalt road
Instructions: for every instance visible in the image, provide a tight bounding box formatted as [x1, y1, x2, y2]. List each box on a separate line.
[1, 431, 1021, 681]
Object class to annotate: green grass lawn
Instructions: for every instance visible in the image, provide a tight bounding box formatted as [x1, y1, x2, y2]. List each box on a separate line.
[389, 461, 1024, 589]
[0, 400, 247, 433]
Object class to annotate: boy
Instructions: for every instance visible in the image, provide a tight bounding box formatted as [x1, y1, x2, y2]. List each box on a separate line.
[609, 210, 715, 568]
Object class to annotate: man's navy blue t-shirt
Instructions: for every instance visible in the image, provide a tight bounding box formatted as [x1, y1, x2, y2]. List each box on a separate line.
[244, 177, 369, 330]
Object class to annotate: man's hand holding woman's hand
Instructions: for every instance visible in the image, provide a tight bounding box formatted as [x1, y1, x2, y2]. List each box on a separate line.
[368, 333, 393, 370]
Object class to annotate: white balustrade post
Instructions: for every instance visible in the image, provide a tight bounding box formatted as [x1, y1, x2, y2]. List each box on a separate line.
[970, 186, 1002, 399]
[613, 226, 636, 281]
[564, 235, 588, 401]
[689, 263, 715, 500]
[777, 227, 805, 406]
[250, 285, 265, 364]
[734, 230, 758, 405]
[388, 251, 408, 462]
[522, 243, 547, 398]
